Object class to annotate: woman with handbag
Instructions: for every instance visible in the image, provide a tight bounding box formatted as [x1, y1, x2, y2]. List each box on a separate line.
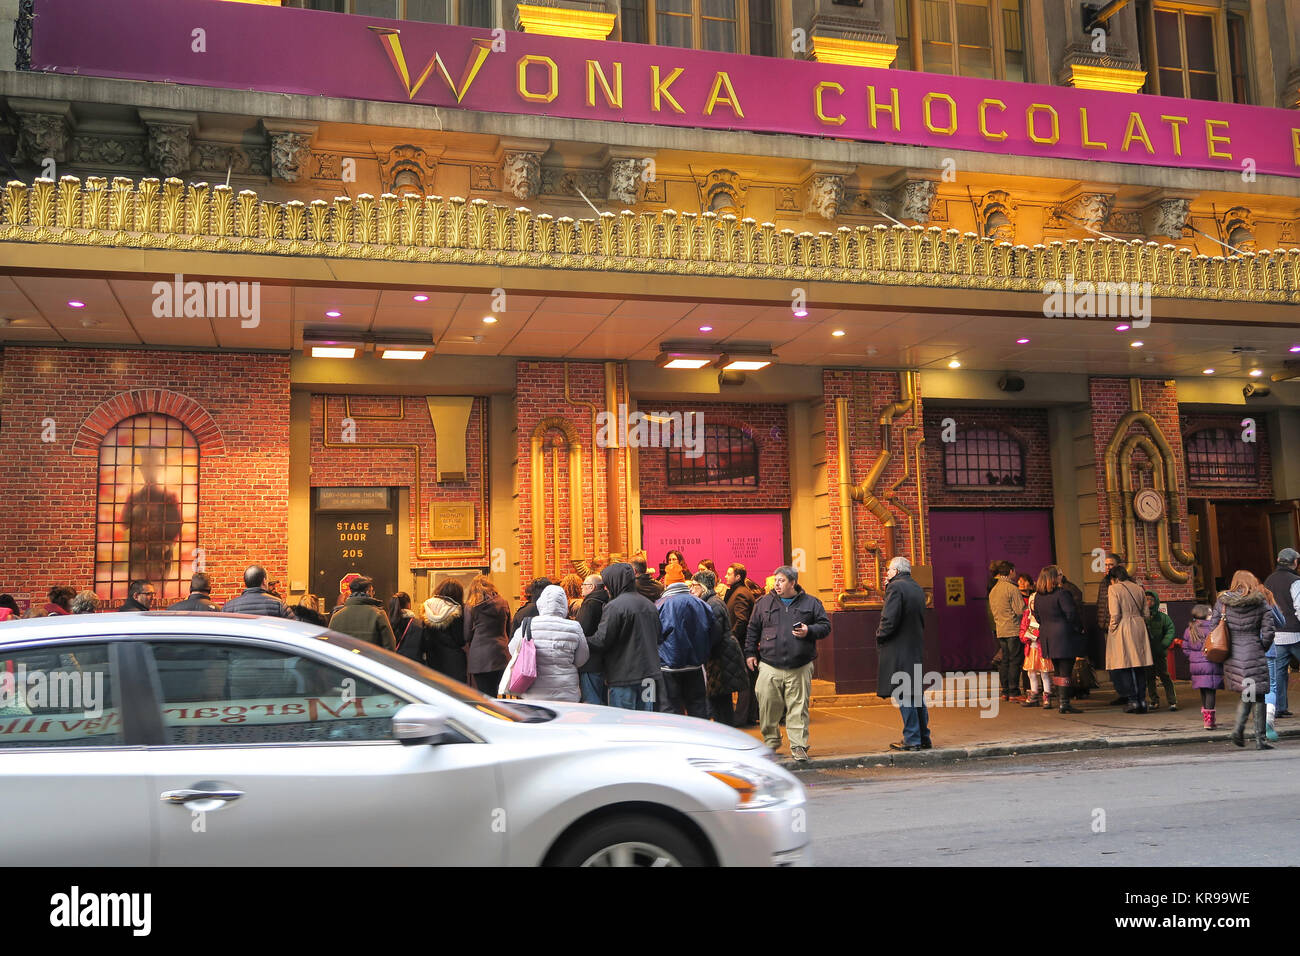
[1106, 565, 1154, 714]
[1034, 565, 1086, 714]
[464, 575, 513, 697]
[1208, 570, 1280, 750]
[504, 584, 589, 702]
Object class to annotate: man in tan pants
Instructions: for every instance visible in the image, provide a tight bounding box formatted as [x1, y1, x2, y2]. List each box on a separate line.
[744, 567, 831, 763]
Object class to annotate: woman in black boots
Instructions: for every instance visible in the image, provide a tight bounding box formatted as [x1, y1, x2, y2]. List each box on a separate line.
[1035, 565, 1086, 714]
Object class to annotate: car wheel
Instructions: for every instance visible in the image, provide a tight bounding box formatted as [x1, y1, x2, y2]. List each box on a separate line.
[551, 814, 707, 867]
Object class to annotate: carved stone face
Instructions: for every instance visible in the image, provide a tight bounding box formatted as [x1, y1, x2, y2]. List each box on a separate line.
[896, 180, 938, 224]
[503, 152, 541, 201]
[608, 160, 640, 206]
[807, 175, 843, 221]
[1068, 193, 1113, 230]
[18, 114, 68, 165]
[271, 133, 311, 184]
[148, 126, 192, 179]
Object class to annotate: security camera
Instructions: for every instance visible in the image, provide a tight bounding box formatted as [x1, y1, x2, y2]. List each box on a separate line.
[1243, 382, 1271, 399]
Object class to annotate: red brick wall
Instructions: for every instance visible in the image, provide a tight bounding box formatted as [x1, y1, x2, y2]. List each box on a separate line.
[638, 401, 790, 511]
[1089, 377, 1194, 600]
[1179, 410, 1274, 500]
[922, 406, 1054, 509]
[309, 395, 489, 568]
[823, 370, 927, 600]
[0, 347, 289, 607]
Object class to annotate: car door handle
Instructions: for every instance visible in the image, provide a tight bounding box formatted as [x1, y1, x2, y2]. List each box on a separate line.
[160, 786, 245, 810]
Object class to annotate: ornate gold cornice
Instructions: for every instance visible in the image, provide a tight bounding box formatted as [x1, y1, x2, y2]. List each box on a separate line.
[4, 176, 1300, 303]
[516, 3, 616, 40]
[1067, 63, 1148, 94]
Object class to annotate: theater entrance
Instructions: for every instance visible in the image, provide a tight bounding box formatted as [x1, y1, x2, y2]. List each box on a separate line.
[929, 509, 1056, 672]
[310, 487, 398, 609]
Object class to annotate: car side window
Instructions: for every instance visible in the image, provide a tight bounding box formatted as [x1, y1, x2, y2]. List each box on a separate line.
[146, 642, 410, 746]
[0, 644, 124, 749]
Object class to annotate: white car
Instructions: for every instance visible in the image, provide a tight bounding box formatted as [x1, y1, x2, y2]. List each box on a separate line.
[0, 613, 809, 866]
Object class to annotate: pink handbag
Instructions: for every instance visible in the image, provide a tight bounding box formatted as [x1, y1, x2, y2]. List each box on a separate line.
[507, 617, 538, 694]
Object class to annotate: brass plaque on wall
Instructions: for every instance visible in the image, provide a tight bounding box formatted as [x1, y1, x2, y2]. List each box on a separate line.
[429, 503, 475, 541]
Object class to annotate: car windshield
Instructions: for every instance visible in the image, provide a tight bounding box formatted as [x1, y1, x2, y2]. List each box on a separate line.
[311, 630, 529, 723]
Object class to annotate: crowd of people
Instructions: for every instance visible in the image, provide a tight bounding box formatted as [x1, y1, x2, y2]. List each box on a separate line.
[6, 545, 1297, 760]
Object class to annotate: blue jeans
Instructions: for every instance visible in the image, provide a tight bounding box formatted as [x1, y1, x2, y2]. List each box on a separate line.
[899, 704, 930, 747]
[607, 682, 655, 711]
[579, 672, 607, 706]
[1268, 643, 1300, 712]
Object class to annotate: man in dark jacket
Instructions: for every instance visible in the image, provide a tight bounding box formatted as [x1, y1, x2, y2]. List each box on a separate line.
[576, 573, 609, 705]
[171, 572, 218, 611]
[590, 563, 663, 710]
[725, 563, 759, 727]
[876, 556, 930, 751]
[222, 566, 296, 619]
[632, 557, 664, 603]
[693, 570, 743, 725]
[327, 576, 397, 651]
[1264, 548, 1300, 721]
[514, 577, 552, 625]
[744, 566, 830, 762]
[119, 579, 156, 612]
[656, 579, 712, 718]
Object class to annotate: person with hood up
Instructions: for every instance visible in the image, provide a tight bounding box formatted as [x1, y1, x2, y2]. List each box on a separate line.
[744, 566, 831, 762]
[328, 576, 397, 650]
[399, 579, 467, 683]
[576, 573, 609, 705]
[589, 563, 663, 710]
[1208, 570, 1280, 750]
[1180, 604, 1223, 729]
[506, 584, 590, 702]
[1143, 589, 1178, 711]
[656, 576, 713, 718]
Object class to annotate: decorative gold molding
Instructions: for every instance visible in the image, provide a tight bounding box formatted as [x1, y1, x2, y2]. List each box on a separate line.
[516, 4, 616, 40]
[4, 176, 1299, 303]
[809, 36, 898, 69]
[529, 416, 587, 580]
[1067, 64, 1147, 94]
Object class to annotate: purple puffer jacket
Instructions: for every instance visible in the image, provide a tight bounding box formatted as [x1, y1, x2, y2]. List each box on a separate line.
[1179, 620, 1224, 690]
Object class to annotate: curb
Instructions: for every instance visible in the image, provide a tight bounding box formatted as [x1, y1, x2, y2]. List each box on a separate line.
[778, 725, 1300, 771]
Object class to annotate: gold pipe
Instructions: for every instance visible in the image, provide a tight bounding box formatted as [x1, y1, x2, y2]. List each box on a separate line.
[529, 417, 586, 580]
[564, 362, 601, 564]
[1117, 433, 1190, 584]
[551, 444, 561, 579]
[622, 363, 636, 558]
[914, 433, 927, 567]
[603, 361, 624, 556]
[835, 396, 862, 605]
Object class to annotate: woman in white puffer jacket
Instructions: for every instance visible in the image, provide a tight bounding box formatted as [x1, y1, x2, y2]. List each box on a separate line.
[507, 584, 590, 702]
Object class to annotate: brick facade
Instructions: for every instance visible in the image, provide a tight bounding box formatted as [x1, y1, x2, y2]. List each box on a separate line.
[637, 401, 790, 511]
[1179, 410, 1274, 500]
[1089, 377, 1195, 601]
[922, 406, 1054, 509]
[0, 347, 290, 607]
[822, 369, 927, 599]
[309, 394, 489, 568]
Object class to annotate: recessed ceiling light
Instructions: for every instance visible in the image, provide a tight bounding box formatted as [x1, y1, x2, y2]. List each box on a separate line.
[412, 294, 429, 302]
[832, 330, 846, 337]
[793, 309, 808, 318]
[1291, 345, 1300, 353]
[1115, 324, 1130, 332]
[1130, 340, 1144, 348]
[482, 315, 497, 324]
[1249, 368, 1263, 377]
[1202, 368, 1215, 375]
[947, 359, 961, 369]
[698, 325, 713, 333]
[67, 300, 85, 309]
[311, 346, 356, 359]
[1016, 337, 1030, 344]
[325, 310, 342, 318]
[80, 318, 100, 329]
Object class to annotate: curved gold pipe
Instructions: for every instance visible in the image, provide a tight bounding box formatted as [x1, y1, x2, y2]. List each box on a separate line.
[529, 416, 585, 580]
[914, 433, 927, 567]
[1117, 433, 1189, 584]
[564, 362, 601, 562]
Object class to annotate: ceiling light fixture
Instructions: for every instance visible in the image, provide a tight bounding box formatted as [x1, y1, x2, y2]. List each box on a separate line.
[380, 349, 430, 361]
[311, 346, 357, 359]
[832, 330, 846, 337]
[717, 349, 775, 372]
[412, 294, 429, 302]
[67, 300, 85, 309]
[948, 359, 961, 369]
[1115, 324, 1130, 332]
[482, 315, 498, 324]
[1016, 337, 1030, 344]
[1130, 340, 1144, 348]
[793, 309, 808, 318]
[1202, 368, 1215, 375]
[1291, 345, 1300, 353]
[657, 344, 721, 369]
[325, 310, 342, 318]
[1249, 368, 1263, 377]
[698, 325, 713, 333]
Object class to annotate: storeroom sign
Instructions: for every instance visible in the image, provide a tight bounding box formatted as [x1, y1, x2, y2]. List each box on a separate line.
[31, 0, 1300, 178]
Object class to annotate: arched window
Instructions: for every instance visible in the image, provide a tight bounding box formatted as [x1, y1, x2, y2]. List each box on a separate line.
[943, 428, 1024, 488]
[666, 423, 758, 487]
[95, 413, 200, 603]
[1185, 427, 1257, 484]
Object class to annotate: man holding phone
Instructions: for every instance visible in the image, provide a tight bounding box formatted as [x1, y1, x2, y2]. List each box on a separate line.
[744, 566, 831, 762]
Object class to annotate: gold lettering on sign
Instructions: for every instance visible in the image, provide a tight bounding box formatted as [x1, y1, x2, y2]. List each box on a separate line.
[704, 71, 744, 118]
[651, 65, 685, 114]
[814, 81, 846, 126]
[867, 85, 901, 131]
[369, 26, 492, 103]
[1122, 111, 1154, 154]
[1160, 115, 1189, 157]
[1079, 107, 1107, 150]
[922, 92, 957, 135]
[1205, 119, 1232, 159]
[586, 60, 623, 108]
[517, 54, 559, 103]
[1026, 104, 1059, 145]
[978, 98, 1007, 141]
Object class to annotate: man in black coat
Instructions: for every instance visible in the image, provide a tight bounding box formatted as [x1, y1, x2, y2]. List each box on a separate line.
[725, 563, 759, 727]
[631, 557, 664, 603]
[223, 565, 297, 619]
[876, 556, 930, 751]
[590, 563, 663, 710]
[744, 566, 830, 762]
[119, 579, 156, 612]
[691, 570, 743, 725]
[1264, 548, 1300, 719]
[576, 573, 610, 705]
[171, 572, 218, 611]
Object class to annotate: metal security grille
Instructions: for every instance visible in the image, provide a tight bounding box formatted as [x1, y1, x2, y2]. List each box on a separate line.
[1186, 427, 1257, 484]
[944, 428, 1024, 487]
[666, 424, 758, 487]
[95, 413, 199, 603]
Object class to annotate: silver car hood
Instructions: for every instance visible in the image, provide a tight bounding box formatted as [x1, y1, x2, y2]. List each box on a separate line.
[513, 701, 764, 752]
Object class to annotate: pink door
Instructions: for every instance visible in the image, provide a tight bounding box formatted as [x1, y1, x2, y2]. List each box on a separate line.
[930, 510, 1055, 671]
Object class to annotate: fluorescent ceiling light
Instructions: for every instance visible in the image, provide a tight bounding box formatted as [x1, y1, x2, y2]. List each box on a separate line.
[722, 359, 772, 371]
[311, 346, 357, 359]
[380, 349, 429, 360]
[664, 358, 713, 369]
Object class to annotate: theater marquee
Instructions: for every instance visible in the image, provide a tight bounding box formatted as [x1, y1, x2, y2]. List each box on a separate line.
[30, 0, 1300, 178]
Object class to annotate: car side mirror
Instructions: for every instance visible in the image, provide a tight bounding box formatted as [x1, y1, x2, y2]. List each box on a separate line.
[392, 702, 458, 746]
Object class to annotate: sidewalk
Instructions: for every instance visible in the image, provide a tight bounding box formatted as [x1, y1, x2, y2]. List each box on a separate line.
[745, 678, 1298, 769]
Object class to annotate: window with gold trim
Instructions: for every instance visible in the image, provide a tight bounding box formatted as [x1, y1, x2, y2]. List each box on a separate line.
[620, 0, 775, 55]
[895, 0, 1024, 80]
[306, 0, 493, 27]
[1136, 2, 1251, 104]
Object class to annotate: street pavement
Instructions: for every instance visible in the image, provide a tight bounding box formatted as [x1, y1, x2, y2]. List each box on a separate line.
[739, 677, 1300, 767]
[801, 742, 1300, 866]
